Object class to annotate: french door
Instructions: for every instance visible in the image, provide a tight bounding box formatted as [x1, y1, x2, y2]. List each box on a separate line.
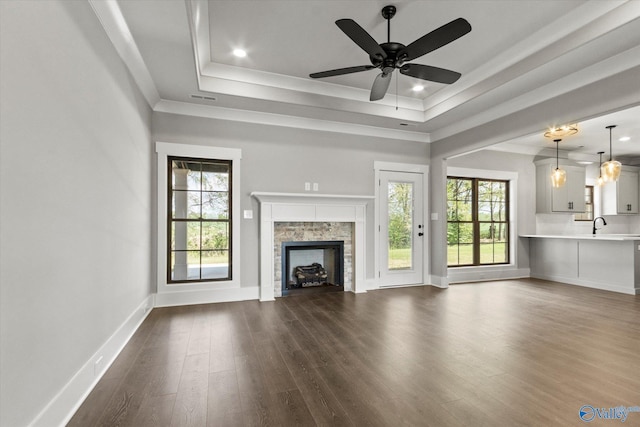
[378, 170, 424, 286]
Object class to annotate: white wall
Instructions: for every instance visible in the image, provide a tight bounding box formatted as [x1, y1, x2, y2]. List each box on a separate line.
[0, 2, 152, 426]
[152, 112, 430, 285]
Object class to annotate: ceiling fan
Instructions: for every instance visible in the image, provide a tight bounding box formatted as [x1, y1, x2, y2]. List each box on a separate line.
[309, 5, 471, 101]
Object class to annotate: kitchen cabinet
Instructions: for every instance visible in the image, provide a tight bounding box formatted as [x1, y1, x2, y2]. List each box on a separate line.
[601, 166, 639, 215]
[523, 234, 640, 295]
[535, 159, 586, 213]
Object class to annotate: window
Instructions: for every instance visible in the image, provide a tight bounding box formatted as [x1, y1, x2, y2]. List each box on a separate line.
[574, 186, 594, 221]
[447, 177, 509, 267]
[168, 156, 231, 282]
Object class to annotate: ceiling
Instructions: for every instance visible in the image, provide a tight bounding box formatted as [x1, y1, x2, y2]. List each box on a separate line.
[97, 0, 640, 158]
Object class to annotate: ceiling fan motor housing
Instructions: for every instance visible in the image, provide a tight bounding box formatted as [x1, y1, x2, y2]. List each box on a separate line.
[371, 42, 407, 69]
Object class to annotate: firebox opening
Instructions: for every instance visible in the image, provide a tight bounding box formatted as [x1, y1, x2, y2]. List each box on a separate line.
[282, 241, 344, 296]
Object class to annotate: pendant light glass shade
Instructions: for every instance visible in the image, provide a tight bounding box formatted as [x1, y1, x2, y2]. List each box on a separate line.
[551, 139, 566, 188]
[601, 160, 621, 182]
[551, 167, 567, 188]
[601, 125, 621, 182]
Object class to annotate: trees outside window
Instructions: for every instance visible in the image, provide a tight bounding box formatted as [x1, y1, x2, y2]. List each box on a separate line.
[447, 177, 509, 267]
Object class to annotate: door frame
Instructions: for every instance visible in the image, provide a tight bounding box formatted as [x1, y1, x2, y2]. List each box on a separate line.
[374, 161, 430, 289]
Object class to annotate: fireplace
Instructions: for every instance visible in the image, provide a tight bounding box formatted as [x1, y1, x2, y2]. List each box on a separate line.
[282, 241, 344, 295]
[251, 192, 372, 301]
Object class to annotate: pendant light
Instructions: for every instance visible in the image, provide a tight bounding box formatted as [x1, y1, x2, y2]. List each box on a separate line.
[601, 125, 621, 182]
[551, 139, 566, 188]
[596, 151, 605, 186]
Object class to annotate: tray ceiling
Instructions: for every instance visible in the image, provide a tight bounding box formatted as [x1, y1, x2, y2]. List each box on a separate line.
[95, 0, 640, 154]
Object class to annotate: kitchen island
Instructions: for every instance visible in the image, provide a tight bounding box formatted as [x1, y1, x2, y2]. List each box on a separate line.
[521, 234, 640, 295]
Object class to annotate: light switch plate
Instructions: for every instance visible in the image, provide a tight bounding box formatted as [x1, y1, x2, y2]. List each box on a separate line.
[431, 213, 438, 220]
[243, 210, 253, 219]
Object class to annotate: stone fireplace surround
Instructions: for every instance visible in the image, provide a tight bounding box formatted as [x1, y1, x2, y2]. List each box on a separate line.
[276, 224, 351, 297]
[251, 192, 373, 301]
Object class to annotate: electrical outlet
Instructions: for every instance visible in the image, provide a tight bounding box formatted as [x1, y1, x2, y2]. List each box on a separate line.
[305, 182, 311, 191]
[313, 183, 319, 191]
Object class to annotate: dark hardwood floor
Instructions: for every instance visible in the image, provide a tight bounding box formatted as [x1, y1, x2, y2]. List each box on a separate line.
[68, 279, 640, 426]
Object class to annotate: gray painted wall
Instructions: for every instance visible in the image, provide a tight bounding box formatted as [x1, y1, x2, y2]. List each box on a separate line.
[0, 2, 152, 426]
[152, 112, 430, 285]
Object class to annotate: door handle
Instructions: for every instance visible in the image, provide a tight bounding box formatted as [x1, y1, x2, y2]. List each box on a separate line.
[418, 232, 424, 237]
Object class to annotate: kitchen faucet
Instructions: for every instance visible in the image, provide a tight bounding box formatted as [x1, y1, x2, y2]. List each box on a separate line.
[592, 216, 607, 235]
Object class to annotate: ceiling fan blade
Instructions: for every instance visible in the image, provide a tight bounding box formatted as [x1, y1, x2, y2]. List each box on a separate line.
[336, 19, 387, 60]
[399, 18, 471, 62]
[400, 64, 461, 84]
[309, 65, 376, 79]
[370, 71, 393, 101]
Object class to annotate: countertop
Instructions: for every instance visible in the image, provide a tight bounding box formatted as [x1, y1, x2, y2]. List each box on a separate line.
[520, 234, 640, 241]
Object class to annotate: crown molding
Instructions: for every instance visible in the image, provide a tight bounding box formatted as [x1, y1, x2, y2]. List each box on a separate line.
[154, 100, 430, 143]
[89, 0, 160, 108]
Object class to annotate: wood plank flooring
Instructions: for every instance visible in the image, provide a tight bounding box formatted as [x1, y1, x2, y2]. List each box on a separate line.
[68, 279, 640, 426]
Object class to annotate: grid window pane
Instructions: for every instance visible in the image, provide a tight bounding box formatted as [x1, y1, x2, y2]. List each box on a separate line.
[201, 222, 228, 251]
[169, 156, 232, 283]
[202, 170, 229, 191]
[201, 192, 228, 219]
[447, 177, 509, 267]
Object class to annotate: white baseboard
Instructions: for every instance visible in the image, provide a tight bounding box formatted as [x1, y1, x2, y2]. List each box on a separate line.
[530, 273, 638, 295]
[355, 278, 376, 293]
[429, 275, 450, 288]
[448, 267, 530, 284]
[378, 283, 431, 290]
[154, 286, 260, 307]
[29, 294, 155, 427]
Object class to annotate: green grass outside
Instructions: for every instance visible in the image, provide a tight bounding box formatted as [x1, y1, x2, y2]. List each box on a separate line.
[183, 252, 228, 265]
[447, 242, 507, 266]
[389, 247, 412, 270]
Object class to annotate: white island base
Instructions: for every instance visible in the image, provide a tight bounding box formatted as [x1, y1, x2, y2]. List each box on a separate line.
[523, 235, 640, 295]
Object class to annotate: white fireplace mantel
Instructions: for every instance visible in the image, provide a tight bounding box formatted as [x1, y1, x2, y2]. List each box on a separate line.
[251, 192, 373, 301]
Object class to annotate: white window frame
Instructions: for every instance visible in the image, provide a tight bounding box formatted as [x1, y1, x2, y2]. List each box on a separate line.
[156, 142, 241, 294]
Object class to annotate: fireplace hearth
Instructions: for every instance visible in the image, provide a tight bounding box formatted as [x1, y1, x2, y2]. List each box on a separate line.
[282, 240, 344, 296]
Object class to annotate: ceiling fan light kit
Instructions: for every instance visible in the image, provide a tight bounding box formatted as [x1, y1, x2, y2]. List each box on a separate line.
[310, 4, 471, 101]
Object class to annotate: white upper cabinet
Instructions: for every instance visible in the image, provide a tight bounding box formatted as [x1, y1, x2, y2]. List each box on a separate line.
[535, 159, 586, 213]
[601, 167, 639, 215]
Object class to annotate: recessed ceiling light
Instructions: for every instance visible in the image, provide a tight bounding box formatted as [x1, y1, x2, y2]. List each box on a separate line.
[412, 85, 424, 92]
[233, 48, 247, 58]
[619, 136, 631, 142]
